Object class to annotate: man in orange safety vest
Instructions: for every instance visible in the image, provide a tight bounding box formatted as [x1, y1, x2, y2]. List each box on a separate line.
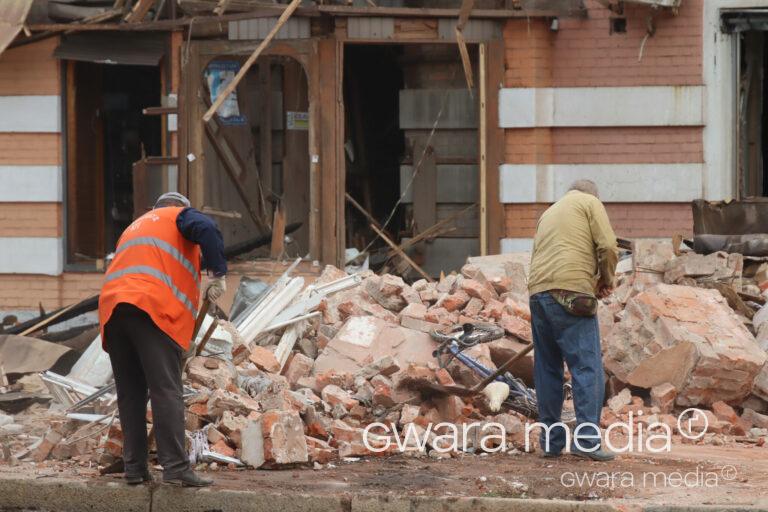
[99, 192, 227, 487]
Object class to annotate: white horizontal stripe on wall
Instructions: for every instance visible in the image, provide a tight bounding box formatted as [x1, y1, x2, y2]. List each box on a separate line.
[499, 163, 703, 203]
[499, 86, 704, 128]
[0, 96, 60, 133]
[0, 237, 63, 275]
[0, 166, 62, 202]
[501, 238, 534, 253]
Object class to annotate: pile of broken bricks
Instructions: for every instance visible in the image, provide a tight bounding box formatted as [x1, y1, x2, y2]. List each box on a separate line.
[5, 241, 768, 472]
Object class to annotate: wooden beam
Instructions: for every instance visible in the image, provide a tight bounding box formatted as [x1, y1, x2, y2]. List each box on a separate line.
[455, 28, 474, 90]
[479, 43, 487, 255]
[125, 0, 157, 22]
[214, 0, 232, 16]
[308, 41, 321, 261]
[387, 203, 476, 260]
[455, 0, 476, 90]
[200, 206, 242, 219]
[370, 224, 433, 282]
[484, 39, 504, 255]
[318, 38, 341, 266]
[202, 0, 302, 123]
[143, 106, 178, 115]
[345, 193, 383, 231]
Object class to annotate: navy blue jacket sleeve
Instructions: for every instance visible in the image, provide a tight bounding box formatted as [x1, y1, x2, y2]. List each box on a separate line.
[176, 207, 228, 276]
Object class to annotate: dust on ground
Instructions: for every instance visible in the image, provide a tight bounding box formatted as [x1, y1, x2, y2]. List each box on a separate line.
[3, 440, 767, 508]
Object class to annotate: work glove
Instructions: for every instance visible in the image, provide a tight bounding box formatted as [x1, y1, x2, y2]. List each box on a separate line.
[482, 381, 510, 413]
[204, 276, 227, 302]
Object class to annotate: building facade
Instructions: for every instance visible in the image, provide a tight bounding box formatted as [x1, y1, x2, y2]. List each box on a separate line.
[0, 0, 757, 317]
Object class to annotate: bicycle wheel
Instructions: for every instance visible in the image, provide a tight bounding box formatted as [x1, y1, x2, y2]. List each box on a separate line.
[430, 322, 505, 347]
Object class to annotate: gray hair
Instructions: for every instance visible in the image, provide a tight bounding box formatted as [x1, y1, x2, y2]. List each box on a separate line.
[568, 179, 599, 198]
[154, 192, 191, 209]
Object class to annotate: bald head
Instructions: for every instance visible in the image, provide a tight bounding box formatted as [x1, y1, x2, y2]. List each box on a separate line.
[568, 179, 599, 199]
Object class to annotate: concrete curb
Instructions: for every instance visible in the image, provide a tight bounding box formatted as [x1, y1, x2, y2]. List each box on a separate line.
[0, 476, 767, 512]
[0, 476, 150, 512]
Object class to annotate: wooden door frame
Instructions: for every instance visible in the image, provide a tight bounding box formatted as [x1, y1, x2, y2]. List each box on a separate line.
[180, 29, 505, 266]
[180, 38, 337, 263]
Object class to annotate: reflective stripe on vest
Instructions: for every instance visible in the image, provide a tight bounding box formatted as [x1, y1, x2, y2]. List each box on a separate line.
[115, 236, 200, 288]
[104, 265, 197, 315]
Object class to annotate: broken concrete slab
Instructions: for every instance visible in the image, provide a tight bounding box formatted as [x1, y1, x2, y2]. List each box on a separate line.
[313, 316, 436, 377]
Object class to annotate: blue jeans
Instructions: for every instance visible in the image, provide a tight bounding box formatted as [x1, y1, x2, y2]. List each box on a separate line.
[529, 291, 604, 453]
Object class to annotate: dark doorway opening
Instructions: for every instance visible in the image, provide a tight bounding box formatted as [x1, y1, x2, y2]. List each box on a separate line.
[739, 31, 768, 197]
[343, 43, 479, 278]
[343, 45, 406, 253]
[66, 62, 161, 267]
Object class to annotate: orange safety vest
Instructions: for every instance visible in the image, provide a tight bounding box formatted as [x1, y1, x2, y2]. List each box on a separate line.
[99, 206, 202, 351]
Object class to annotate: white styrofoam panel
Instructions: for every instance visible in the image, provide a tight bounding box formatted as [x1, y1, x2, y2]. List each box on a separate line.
[499, 86, 704, 128]
[0, 96, 60, 132]
[0, 166, 62, 202]
[0, 237, 63, 275]
[499, 163, 703, 203]
[500, 238, 534, 253]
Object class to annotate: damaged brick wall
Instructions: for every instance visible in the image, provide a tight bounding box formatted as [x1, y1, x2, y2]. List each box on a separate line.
[501, 0, 703, 243]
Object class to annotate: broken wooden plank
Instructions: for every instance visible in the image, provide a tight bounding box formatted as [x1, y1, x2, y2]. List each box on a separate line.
[370, 224, 433, 282]
[388, 203, 476, 260]
[200, 206, 243, 219]
[214, 0, 232, 16]
[125, 0, 157, 22]
[345, 192, 384, 231]
[455, 28, 474, 90]
[202, 0, 302, 122]
[478, 42, 487, 255]
[194, 318, 220, 357]
[19, 296, 97, 337]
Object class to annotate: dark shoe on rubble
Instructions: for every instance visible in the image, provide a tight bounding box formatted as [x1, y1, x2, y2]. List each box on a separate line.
[163, 469, 214, 487]
[125, 469, 153, 485]
[541, 450, 561, 459]
[571, 447, 615, 462]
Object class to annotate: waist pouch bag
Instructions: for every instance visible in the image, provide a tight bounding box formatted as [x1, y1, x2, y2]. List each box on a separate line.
[550, 289, 598, 317]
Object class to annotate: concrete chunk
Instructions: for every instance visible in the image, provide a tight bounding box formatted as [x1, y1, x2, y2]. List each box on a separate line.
[604, 284, 766, 406]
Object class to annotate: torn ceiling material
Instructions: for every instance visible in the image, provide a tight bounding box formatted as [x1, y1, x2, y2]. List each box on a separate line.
[53, 32, 167, 66]
[0, 0, 34, 56]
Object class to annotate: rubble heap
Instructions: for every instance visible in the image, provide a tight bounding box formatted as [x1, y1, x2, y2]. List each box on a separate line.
[3, 241, 768, 471]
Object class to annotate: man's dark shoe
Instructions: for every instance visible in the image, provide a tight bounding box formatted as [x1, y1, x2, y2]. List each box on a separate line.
[125, 470, 153, 485]
[163, 469, 214, 487]
[541, 450, 561, 459]
[571, 447, 615, 462]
